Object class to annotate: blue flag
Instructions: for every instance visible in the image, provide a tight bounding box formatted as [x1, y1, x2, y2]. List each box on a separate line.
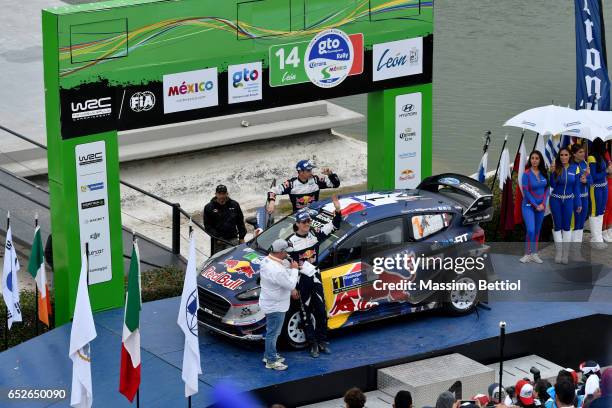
[575, 0, 611, 111]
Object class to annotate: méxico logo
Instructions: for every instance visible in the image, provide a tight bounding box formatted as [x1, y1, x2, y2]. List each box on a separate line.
[305, 29, 354, 89]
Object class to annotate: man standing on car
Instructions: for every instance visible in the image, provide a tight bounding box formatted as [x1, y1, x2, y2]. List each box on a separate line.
[259, 239, 299, 371]
[203, 184, 247, 254]
[288, 195, 342, 358]
[266, 159, 341, 213]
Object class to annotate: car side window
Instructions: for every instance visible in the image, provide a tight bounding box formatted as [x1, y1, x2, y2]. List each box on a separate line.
[410, 213, 452, 240]
[335, 218, 404, 265]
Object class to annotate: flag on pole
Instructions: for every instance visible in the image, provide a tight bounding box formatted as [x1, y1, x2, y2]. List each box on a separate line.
[69, 250, 97, 408]
[177, 233, 201, 398]
[544, 135, 560, 167]
[476, 151, 488, 183]
[535, 134, 547, 160]
[2, 220, 22, 329]
[27, 225, 51, 326]
[514, 139, 527, 225]
[119, 240, 142, 402]
[498, 148, 515, 234]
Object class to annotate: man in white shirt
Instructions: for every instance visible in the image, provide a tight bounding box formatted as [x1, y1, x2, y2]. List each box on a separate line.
[259, 239, 299, 370]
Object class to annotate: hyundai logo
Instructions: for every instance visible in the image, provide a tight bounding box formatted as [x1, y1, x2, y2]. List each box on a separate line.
[402, 104, 415, 113]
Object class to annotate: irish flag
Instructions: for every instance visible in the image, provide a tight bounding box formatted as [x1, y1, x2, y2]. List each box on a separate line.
[119, 240, 141, 402]
[27, 225, 51, 326]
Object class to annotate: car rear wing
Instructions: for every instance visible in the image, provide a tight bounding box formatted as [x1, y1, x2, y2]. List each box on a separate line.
[417, 174, 494, 224]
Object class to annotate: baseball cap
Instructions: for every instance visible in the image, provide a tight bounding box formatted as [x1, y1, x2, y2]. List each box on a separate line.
[296, 159, 317, 171]
[216, 184, 228, 193]
[269, 239, 293, 253]
[472, 394, 489, 407]
[295, 210, 312, 223]
[564, 368, 579, 385]
[516, 380, 535, 406]
[580, 361, 601, 375]
[488, 383, 505, 401]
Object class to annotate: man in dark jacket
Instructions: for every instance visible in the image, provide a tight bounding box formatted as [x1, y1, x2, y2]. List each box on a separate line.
[204, 185, 247, 254]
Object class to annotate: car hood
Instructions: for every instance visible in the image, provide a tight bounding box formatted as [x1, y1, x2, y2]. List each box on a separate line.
[197, 244, 265, 299]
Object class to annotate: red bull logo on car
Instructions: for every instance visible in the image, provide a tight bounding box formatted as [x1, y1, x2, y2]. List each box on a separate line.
[201, 266, 245, 290]
[223, 259, 256, 278]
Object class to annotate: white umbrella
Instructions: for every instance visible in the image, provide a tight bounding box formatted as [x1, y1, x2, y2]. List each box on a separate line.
[561, 109, 612, 141]
[504, 105, 582, 136]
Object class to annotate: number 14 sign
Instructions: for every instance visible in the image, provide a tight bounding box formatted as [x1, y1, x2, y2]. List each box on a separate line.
[269, 33, 364, 87]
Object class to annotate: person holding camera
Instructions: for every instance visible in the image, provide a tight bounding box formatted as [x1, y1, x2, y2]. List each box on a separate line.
[258, 239, 299, 371]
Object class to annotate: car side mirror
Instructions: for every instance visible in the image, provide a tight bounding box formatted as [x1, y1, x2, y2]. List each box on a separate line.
[245, 216, 258, 229]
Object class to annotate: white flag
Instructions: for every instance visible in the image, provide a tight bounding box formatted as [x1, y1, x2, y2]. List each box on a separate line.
[177, 233, 201, 397]
[69, 251, 97, 408]
[535, 135, 547, 162]
[2, 223, 22, 329]
[498, 147, 511, 190]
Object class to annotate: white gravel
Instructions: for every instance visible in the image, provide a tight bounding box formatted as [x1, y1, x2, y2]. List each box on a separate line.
[118, 130, 367, 261]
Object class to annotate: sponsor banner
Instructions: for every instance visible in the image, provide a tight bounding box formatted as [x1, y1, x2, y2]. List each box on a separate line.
[228, 62, 262, 104]
[373, 37, 423, 82]
[163, 68, 218, 113]
[269, 33, 364, 87]
[575, 0, 610, 110]
[75, 141, 113, 284]
[58, 35, 431, 137]
[395, 93, 422, 189]
[304, 29, 354, 88]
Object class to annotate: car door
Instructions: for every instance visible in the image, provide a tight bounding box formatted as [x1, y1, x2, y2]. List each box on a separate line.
[404, 211, 457, 303]
[320, 217, 406, 330]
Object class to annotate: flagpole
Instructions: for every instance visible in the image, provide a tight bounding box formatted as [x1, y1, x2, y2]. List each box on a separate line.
[491, 135, 508, 191]
[512, 131, 525, 174]
[531, 132, 540, 153]
[34, 214, 39, 336]
[132, 229, 141, 408]
[188, 220, 193, 408]
[4, 212, 9, 350]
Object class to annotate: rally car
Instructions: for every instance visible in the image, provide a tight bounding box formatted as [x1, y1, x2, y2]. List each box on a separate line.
[196, 174, 494, 348]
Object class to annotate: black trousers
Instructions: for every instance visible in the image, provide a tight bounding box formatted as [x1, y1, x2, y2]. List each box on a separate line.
[297, 273, 328, 343]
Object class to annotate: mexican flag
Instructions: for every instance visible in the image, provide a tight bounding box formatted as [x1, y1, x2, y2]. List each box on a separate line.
[27, 225, 51, 326]
[119, 241, 141, 402]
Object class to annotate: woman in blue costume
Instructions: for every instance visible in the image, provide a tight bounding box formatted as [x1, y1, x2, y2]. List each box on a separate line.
[520, 150, 549, 264]
[549, 147, 581, 264]
[568, 143, 591, 260]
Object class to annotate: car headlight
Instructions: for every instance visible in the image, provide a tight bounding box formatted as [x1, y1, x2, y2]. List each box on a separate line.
[236, 287, 261, 301]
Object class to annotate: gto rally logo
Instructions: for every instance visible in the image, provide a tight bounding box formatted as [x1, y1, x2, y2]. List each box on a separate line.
[232, 67, 259, 88]
[130, 91, 155, 112]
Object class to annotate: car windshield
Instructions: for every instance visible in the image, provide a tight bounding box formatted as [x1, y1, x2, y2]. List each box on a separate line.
[252, 212, 352, 255]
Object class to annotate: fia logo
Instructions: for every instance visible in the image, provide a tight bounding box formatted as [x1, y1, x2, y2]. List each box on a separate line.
[130, 91, 155, 112]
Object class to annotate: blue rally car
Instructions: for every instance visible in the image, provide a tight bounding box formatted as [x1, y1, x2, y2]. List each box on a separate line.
[197, 174, 494, 348]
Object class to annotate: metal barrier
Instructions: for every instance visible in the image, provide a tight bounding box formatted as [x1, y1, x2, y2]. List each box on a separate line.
[0, 125, 233, 256]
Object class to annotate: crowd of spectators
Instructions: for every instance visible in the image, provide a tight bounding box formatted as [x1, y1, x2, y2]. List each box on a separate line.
[269, 362, 611, 408]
